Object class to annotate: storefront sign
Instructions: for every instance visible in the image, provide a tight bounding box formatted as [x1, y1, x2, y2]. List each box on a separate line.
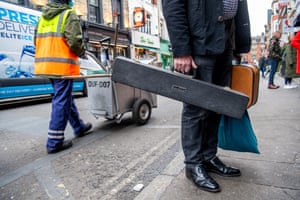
[131, 30, 159, 48]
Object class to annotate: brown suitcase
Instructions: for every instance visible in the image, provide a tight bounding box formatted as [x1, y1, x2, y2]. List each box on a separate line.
[231, 64, 259, 108]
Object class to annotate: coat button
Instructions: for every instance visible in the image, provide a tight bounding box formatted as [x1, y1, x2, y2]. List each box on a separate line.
[218, 16, 224, 22]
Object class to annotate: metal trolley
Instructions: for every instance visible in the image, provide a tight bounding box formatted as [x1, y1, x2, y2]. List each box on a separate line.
[85, 74, 157, 125]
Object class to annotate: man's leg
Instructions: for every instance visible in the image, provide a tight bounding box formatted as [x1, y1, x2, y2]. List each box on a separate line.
[68, 95, 86, 133]
[261, 65, 265, 77]
[182, 55, 216, 164]
[198, 47, 232, 161]
[47, 79, 73, 153]
[182, 55, 220, 192]
[182, 49, 237, 162]
[268, 59, 279, 88]
[201, 48, 241, 177]
[68, 96, 93, 137]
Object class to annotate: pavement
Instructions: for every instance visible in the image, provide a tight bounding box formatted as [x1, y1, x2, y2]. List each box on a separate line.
[134, 74, 300, 200]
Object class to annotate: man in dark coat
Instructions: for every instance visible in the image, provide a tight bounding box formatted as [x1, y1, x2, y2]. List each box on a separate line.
[267, 31, 282, 89]
[162, 0, 251, 193]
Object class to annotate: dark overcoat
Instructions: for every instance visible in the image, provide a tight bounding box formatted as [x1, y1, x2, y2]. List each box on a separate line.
[291, 31, 300, 74]
[162, 0, 251, 57]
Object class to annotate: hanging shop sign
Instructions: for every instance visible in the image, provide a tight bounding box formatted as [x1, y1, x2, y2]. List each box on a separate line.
[278, 0, 289, 7]
[133, 7, 146, 28]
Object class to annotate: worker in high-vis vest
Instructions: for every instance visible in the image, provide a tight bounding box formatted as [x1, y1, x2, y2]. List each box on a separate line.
[34, 0, 92, 154]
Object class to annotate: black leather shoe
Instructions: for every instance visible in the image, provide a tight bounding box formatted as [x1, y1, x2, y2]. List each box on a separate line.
[204, 156, 241, 177]
[185, 165, 221, 193]
[47, 140, 73, 154]
[75, 123, 93, 138]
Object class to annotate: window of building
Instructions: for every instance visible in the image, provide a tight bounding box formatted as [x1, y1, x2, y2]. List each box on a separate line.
[3, 0, 23, 4]
[122, 0, 129, 28]
[138, 13, 152, 34]
[103, 0, 113, 26]
[89, 0, 100, 23]
[102, 0, 127, 29]
[112, 0, 123, 29]
[4, 0, 44, 10]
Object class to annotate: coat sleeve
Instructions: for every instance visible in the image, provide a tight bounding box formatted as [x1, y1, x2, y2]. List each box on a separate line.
[291, 32, 300, 49]
[162, 0, 191, 58]
[64, 11, 85, 56]
[234, 0, 251, 54]
[286, 45, 296, 66]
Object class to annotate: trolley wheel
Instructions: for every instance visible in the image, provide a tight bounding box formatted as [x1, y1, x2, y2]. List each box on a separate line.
[132, 99, 152, 125]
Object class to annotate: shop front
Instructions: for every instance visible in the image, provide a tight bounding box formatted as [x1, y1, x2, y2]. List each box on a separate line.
[160, 39, 172, 70]
[131, 30, 161, 66]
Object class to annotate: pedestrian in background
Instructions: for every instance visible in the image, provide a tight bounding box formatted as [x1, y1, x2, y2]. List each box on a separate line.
[279, 44, 287, 78]
[285, 33, 300, 88]
[34, 0, 92, 154]
[258, 53, 267, 78]
[162, 0, 251, 193]
[267, 31, 282, 89]
[291, 31, 300, 75]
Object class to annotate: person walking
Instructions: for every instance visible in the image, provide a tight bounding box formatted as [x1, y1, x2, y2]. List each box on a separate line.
[285, 33, 300, 88]
[291, 31, 300, 75]
[267, 31, 282, 89]
[162, 0, 251, 193]
[258, 53, 267, 78]
[34, 0, 92, 154]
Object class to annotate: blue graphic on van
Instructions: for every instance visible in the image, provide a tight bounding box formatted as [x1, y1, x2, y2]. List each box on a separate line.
[0, 45, 35, 78]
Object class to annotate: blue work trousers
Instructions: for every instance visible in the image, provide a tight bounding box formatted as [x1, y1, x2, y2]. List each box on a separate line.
[47, 79, 85, 150]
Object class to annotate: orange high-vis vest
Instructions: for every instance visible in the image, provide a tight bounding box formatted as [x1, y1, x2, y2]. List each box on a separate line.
[34, 9, 80, 76]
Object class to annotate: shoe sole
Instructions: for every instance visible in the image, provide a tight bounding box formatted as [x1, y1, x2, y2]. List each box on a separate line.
[185, 172, 221, 193]
[205, 168, 241, 177]
[76, 129, 93, 138]
[47, 144, 73, 154]
[75, 125, 93, 138]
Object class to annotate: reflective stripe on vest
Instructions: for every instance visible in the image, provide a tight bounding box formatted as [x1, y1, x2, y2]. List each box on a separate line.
[34, 9, 80, 76]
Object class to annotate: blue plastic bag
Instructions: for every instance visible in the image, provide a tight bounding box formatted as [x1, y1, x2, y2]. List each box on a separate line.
[218, 110, 260, 154]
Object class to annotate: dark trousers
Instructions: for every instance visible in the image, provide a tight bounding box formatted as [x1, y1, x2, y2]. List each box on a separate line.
[181, 49, 232, 165]
[284, 77, 292, 85]
[268, 59, 279, 85]
[47, 79, 85, 150]
[260, 65, 266, 77]
[181, 19, 233, 166]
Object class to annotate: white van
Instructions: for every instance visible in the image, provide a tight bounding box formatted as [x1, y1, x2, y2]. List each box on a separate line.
[0, 1, 106, 105]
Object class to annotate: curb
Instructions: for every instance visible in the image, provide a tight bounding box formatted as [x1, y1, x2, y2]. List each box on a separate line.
[134, 152, 184, 200]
